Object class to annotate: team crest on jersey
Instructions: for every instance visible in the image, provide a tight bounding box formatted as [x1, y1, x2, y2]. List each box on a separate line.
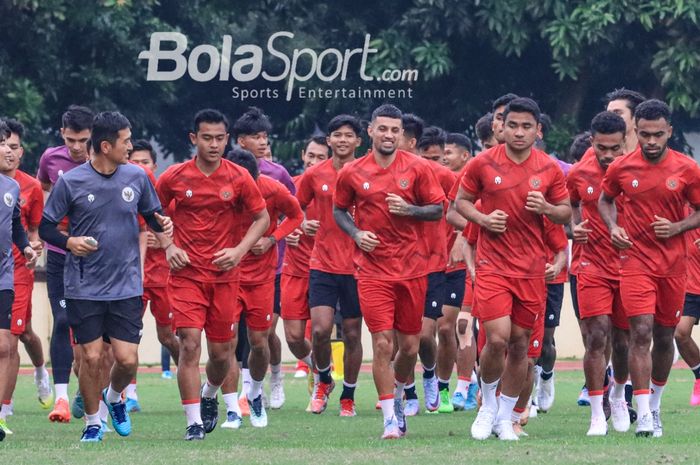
[121, 187, 135, 202]
[632, 179, 639, 188]
[586, 186, 594, 195]
[362, 182, 370, 190]
[494, 176, 502, 185]
[220, 188, 232, 200]
[529, 176, 542, 189]
[322, 184, 329, 192]
[87, 194, 95, 203]
[3, 192, 14, 208]
[399, 178, 409, 189]
[186, 189, 193, 198]
[666, 177, 680, 191]
[19, 197, 26, 207]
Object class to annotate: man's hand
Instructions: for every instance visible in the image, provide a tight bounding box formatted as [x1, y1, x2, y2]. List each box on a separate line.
[352, 231, 380, 252]
[212, 246, 245, 271]
[573, 219, 593, 243]
[23, 246, 38, 269]
[302, 219, 320, 237]
[481, 209, 508, 234]
[29, 240, 43, 255]
[251, 237, 275, 255]
[447, 234, 466, 268]
[155, 212, 173, 237]
[66, 236, 98, 257]
[386, 193, 411, 216]
[525, 191, 552, 215]
[610, 225, 633, 249]
[545, 262, 561, 282]
[166, 244, 190, 271]
[286, 228, 303, 247]
[651, 215, 680, 239]
[146, 231, 160, 249]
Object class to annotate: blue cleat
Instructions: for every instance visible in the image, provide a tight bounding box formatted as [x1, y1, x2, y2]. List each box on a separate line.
[464, 383, 479, 410]
[125, 397, 142, 413]
[72, 391, 85, 419]
[161, 370, 173, 380]
[394, 397, 407, 437]
[80, 424, 104, 442]
[102, 388, 131, 436]
[452, 392, 467, 411]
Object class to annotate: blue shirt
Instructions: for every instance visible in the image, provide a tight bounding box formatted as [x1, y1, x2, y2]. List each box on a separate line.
[43, 162, 162, 300]
[0, 174, 20, 291]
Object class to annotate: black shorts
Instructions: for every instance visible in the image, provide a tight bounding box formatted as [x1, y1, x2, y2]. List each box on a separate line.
[273, 273, 282, 315]
[308, 270, 361, 319]
[444, 269, 466, 308]
[570, 274, 580, 320]
[683, 293, 700, 323]
[545, 283, 564, 328]
[424, 272, 446, 320]
[0, 290, 14, 330]
[66, 297, 144, 345]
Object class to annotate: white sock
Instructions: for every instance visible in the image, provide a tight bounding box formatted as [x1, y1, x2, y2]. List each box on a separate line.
[55, 383, 69, 401]
[511, 409, 522, 424]
[394, 380, 406, 399]
[242, 368, 252, 389]
[248, 377, 264, 400]
[270, 364, 282, 383]
[125, 382, 137, 400]
[650, 381, 666, 411]
[201, 380, 219, 399]
[590, 393, 604, 419]
[481, 378, 500, 412]
[380, 397, 394, 422]
[0, 404, 10, 420]
[456, 378, 469, 395]
[496, 394, 517, 423]
[85, 412, 101, 427]
[35, 364, 47, 379]
[223, 392, 241, 415]
[98, 400, 109, 422]
[635, 392, 651, 418]
[302, 354, 313, 368]
[183, 402, 202, 426]
[610, 380, 626, 401]
[106, 385, 122, 404]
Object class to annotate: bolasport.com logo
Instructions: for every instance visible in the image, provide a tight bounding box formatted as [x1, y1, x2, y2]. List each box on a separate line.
[138, 32, 417, 101]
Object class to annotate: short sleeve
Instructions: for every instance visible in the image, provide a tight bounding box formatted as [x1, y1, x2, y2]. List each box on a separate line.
[137, 171, 162, 215]
[448, 165, 468, 201]
[544, 220, 568, 253]
[333, 167, 354, 210]
[415, 165, 447, 206]
[296, 171, 314, 209]
[238, 171, 266, 215]
[28, 183, 44, 227]
[685, 163, 700, 208]
[566, 170, 581, 204]
[42, 177, 71, 223]
[601, 159, 622, 198]
[36, 149, 51, 184]
[156, 168, 174, 208]
[546, 164, 569, 205]
[460, 158, 483, 199]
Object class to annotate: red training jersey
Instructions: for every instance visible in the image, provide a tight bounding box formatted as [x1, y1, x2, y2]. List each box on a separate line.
[282, 174, 317, 278]
[419, 161, 454, 273]
[544, 218, 569, 284]
[686, 227, 700, 295]
[12, 170, 43, 284]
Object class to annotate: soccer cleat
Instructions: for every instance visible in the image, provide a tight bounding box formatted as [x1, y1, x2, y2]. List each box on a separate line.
[529, 402, 539, 418]
[493, 419, 519, 441]
[651, 409, 663, 438]
[394, 397, 407, 437]
[423, 376, 439, 412]
[101, 420, 112, 434]
[610, 398, 630, 432]
[438, 389, 454, 413]
[270, 380, 285, 409]
[471, 407, 496, 440]
[465, 383, 479, 410]
[294, 360, 309, 379]
[0, 419, 13, 435]
[381, 417, 401, 439]
[537, 374, 555, 412]
[587, 416, 608, 436]
[80, 424, 103, 442]
[35, 371, 54, 409]
[691, 379, 700, 406]
[635, 412, 653, 437]
[184, 423, 205, 440]
[102, 389, 131, 436]
[404, 399, 420, 417]
[339, 398, 356, 417]
[125, 397, 142, 413]
[48, 398, 71, 423]
[161, 370, 173, 380]
[452, 392, 467, 411]
[221, 411, 242, 429]
[238, 394, 250, 417]
[71, 391, 85, 419]
[310, 380, 335, 414]
[577, 386, 590, 406]
[200, 388, 219, 434]
[248, 395, 268, 428]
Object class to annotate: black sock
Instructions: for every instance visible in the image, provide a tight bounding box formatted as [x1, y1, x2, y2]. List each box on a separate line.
[404, 384, 418, 400]
[692, 365, 700, 380]
[340, 383, 355, 401]
[603, 367, 611, 388]
[540, 370, 553, 381]
[423, 367, 435, 379]
[438, 381, 449, 392]
[318, 367, 333, 384]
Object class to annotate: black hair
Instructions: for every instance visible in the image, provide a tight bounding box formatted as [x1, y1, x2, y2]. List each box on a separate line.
[634, 99, 671, 124]
[193, 109, 229, 133]
[131, 139, 156, 164]
[3, 118, 24, 140]
[503, 97, 541, 123]
[0, 121, 9, 141]
[569, 131, 592, 162]
[226, 147, 260, 179]
[61, 105, 94, 132]
[475, 113, 494, 142]
[590, 111, 626, 136]
[417, 126, 447, 151]
[492, 93, 519, 112]
[605, 88, 646, 115]
[304, 135, 329, 153]
[539, 113, 552, 137]
[232, 107, 272, 138]
[91, 111, 131, 155]
[371, 104, 402, 122]
[401, 113, 424, 142]
[327, 114, 362, 136]
[446, 133, 472, 153]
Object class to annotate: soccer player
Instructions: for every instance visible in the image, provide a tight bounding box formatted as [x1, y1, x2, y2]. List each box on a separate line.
[296, 115, 365, 416]
[455, 97, 571, 441]
[604, 88, 646, 155]
[37, 105, 93, 422]
[156, 110, 269, 440]
[599, 99, 700, 437]
[334, 104, 446, 439]
[475, 113, 497, 151]
[0, 121, 39, 436]
[398, 113, 424, 153]
[442, 132, 472, 171]
[675, 227, 700, 405]
[40, 111, 172, 442]
[491, 93, 519, 144]
[567, 111, 631, 436]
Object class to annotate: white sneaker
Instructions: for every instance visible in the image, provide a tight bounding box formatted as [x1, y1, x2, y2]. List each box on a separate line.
[586, 416, 608, 436]
[635, 412, 653, 437]
[610, 398, 630, 432]
[36, 370, 54, 409]
[537, 374, 555, 412]
[221, 411, 242, 429]
[651, 409, 663, 438]
[471, 407, 496, 440]
[294, 369, 308, 379]
[270, 380, 285, 409]
[381, 417, 401, 439]
[493, 419, 519, 441]
[248, 395, 268, 428]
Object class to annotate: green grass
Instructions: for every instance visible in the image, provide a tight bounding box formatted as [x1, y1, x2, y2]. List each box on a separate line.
[3, 368, 700, 465]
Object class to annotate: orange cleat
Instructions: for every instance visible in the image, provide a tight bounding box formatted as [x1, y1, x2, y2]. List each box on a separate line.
[48, 398, 71, 423]
[239, 394, 250, 417]
[339, 398, 356, 417]
[310, 381, 335, 414]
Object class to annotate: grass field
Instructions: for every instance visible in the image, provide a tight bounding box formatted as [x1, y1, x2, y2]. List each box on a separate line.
[3, 367, 700, 465]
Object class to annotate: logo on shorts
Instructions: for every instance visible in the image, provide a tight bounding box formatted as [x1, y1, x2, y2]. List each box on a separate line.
[494, 176, 502, 185]
[676, 310, 681, 318]
[450, 293, 456, 299]
[3, 192, 14, 208]
[87, 194, 95, 203]
[533, 339, 539, 348]
[138, 330, 143, 337]
[529, 176, 542, 189]
[431, 301, 438, 308]
[322, 184, 329, 192]
[399, 178, 409, 189]
[586, 186, 594, 195]
[632, 179, 639, 188]
[266, 314, 271, 321]
[59, 299, 66, 309]
[186, 189, 193, 198]
[548, 314, 554, 320]
[362, 182, 370, 190]
[666, 177, 680, 191]
[16, 318, 23, 327]
[121, 187, 135, 202]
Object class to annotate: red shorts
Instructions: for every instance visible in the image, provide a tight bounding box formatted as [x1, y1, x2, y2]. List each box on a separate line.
[477, 319, 485, 356]
[473, 273, 546, 330]
[577, 273, 628, 330]
[462, 274, 474, 307]
[280, 274, 309, 321]
[357, 276, 428, 335]
[168, 276, 239, 343]
[142, 286, 173, 327]
[11, 282, 33, 336]
[620, 274, 686, 327]
[528, 315, 545, 359]
[238, 280, 274, 332]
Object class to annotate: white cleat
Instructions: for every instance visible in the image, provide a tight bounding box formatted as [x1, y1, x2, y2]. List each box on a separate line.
[493, 419, 519, 441]
[381, 417, 401, 439]
[270, 381, 285, 410]
[294, 369, 308, 379]
[248, 395, 268, 428]
[610, 398, 630, 432]
[471, 407, 496, 440]
[586, 416, 608, 436]
[404, 399, 420, 417]
[221, 411, 242, 429]
[635, 412, 653, 437]
[651, 410, 663, 438]
[537, 375, 555, 412]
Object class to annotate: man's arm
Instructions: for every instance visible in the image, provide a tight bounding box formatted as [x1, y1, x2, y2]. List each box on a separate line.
[598, 192, 632, 249]
[446, 201, 468, 230]
[333, 205, 379, 252]
[385, 193, 443, 221]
